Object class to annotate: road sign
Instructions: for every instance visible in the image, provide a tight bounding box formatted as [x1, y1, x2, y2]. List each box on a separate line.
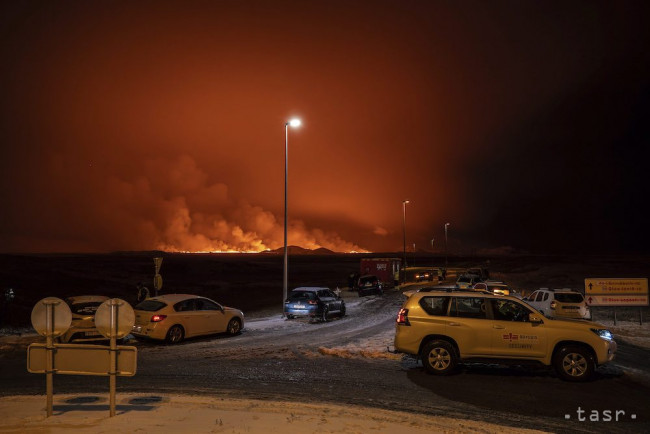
[586, 294, 649, 307]
[30, 297, 72, 338]
[95, 298, 135, 339]
[154, 257, 163, 274]
[153, 273, 163, 290]
[584, 278, 649, 306]
[27, 343, 137, 376]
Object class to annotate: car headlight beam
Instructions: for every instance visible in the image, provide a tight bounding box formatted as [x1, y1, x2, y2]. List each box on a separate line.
[591, 328, 613, 341]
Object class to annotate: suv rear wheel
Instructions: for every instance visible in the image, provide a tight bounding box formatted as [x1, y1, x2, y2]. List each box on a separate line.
[421, 340, 457, 375]
[553, 345, 595, 382]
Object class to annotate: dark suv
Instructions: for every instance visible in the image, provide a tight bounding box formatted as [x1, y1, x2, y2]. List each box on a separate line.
[357, 275, 383, 297]
[284, 287, 346, 321]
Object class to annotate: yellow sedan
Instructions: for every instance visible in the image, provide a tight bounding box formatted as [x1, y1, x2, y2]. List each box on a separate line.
[131, 294, 244, 344]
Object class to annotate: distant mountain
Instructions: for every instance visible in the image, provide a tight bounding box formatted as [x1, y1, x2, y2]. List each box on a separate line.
[264, 246, 337, 255]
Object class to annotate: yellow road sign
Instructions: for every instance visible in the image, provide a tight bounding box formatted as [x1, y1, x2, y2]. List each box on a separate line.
[585, 294, 649, 307]
[27, 343, 137, 376]
[585, 278, 648, 295]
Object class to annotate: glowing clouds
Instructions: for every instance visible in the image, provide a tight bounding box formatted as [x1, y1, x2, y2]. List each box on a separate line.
[373, 226, 388, 236]
[106, 155, 366, 253]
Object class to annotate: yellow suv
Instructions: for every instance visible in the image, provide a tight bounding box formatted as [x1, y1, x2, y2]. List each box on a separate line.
[394, 290, 616, 382]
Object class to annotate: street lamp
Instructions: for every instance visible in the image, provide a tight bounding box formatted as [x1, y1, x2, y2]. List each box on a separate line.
[283, 118, 301, 315]
[402, 200, 409, 283]
[444, 222, 450, 269]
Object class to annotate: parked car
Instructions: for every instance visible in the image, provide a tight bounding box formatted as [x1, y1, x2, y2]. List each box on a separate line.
[473, 281, 521, 298]
[394, 290, 616, 382]
[57, 295, 108, 343]
[131, 294, 244, 344]
[467, 267, 490, 281]
[284, 287, 346, 321]
[456, 273, 481, 289]
[523, 288, 591, 320]
[357, 275, 383, 297]
[415, 269, 435, 282]
[58, 295, 110, 343]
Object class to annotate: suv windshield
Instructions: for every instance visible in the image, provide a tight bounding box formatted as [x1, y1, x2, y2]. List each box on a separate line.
[554, 293, 584, 303]
[135, 300, 167, 311]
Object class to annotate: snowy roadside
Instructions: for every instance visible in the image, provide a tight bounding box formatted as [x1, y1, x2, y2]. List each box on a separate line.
[0, 393, 546, 434]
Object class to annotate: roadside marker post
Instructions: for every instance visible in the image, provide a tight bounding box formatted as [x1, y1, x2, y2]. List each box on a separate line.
[28, 297, 136, 418]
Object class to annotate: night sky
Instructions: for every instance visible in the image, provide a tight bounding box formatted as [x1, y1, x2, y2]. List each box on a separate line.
[1, 1, 649, 255]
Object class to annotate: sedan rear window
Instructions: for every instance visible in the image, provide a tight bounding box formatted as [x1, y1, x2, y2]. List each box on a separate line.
[135, 300, 167, 311]
[554, 293, 584, 303]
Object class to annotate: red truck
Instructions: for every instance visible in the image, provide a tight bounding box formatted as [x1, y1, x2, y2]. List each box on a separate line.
[359, 258, 402, 289]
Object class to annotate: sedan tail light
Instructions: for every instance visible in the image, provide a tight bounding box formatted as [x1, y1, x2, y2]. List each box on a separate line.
[308, 300, 318, 305]
[151, 314, 167, 322]
[396, 308, 410, 325]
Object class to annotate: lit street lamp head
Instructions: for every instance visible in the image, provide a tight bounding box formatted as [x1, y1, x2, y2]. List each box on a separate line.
[287, 118, 301, 127]
[403, 200, 410, 205]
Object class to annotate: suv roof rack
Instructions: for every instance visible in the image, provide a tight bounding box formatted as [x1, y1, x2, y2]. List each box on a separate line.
[417, 286, 491, 294]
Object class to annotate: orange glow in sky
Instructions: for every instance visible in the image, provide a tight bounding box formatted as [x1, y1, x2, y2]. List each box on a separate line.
[1, 2, 648, 254]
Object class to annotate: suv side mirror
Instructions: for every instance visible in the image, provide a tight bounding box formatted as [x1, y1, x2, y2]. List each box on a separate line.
[529, 313, 543, 323]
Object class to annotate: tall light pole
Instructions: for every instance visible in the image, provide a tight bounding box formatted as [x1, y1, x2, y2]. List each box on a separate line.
[283, 118, 301, 314]
[444, 222, 450, 269]
[402, 200, 409, 283]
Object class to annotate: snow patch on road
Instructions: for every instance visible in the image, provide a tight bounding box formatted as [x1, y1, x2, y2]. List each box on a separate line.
[317, 329, 401, 360]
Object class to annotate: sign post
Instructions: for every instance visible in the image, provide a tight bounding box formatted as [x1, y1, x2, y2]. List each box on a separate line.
[28, 297, 136, 418]
[95, 298, 135, 416]
[153, 257, 163, 297]
[30, 297, 72, 417]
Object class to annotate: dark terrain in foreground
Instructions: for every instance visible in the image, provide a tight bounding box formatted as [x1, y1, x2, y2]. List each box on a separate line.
[1, 252, 648, 327]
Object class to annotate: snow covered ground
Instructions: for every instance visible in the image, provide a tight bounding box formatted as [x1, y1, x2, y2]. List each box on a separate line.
[0, 393, 545, 433]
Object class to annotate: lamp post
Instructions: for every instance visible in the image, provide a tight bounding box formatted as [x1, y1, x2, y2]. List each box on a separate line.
[444, 222, 450, 269]
[402, 200, 409, 283]
[283, 118, 301, 315]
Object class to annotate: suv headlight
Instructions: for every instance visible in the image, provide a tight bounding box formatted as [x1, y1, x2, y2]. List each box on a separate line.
[591, 329, 613, 341]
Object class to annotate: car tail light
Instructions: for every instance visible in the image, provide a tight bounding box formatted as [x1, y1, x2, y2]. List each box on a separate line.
[308, 300, 318, 305]
[550, 301, 557, 310]
[151, 314, 167, 322]
[396, 308, 410, 325]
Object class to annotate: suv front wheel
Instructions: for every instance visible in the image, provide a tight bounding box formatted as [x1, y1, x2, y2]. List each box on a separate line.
[421, 340, 457, 375]
[553, 345, 595, 382]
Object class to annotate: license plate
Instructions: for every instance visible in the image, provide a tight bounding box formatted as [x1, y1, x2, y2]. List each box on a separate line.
[293, 304, 305, 309]
[85, 331, 100, 337]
